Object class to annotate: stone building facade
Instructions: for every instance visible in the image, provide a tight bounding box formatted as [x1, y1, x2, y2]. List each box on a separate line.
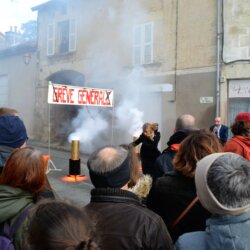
[0, 0, 249, 151]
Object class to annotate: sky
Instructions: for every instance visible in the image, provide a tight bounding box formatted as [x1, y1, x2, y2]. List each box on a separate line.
[0, 0, 48, 33]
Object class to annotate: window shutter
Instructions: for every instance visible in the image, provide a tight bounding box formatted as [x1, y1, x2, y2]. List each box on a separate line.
[143, 23, 153, 64]
[133, 25, 142, 65]
[47, 24, 55, 56]
[132, 22, 154, 65]
[69, 19, 76, 52]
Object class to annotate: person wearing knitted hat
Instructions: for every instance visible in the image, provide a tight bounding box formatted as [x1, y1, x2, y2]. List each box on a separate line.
[224, 112, 250, 161]
[84, 145, 172, 250]
[174, 153, 250, 250]
[0, 115, 28, 173]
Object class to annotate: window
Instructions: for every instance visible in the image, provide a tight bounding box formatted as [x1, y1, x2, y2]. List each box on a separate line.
[47, 24, 55, 56]
[47, 19, 76, 56]
[133, 22, 153, 65]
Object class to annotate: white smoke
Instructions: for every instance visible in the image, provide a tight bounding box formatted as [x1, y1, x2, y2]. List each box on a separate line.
[68, 108, 109, 153]
[68, 2, 153, 152]
[115, 67, 146, 137]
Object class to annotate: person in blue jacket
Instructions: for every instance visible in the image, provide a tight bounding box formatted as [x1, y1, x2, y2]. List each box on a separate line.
[175, 152, 250, 250]
[209, 116, 228, 145]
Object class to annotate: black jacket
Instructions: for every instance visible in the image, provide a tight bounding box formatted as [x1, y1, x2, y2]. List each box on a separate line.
[132, 132, 161, 176]
[209, 124, 229, 145]
[153, 130, 191, 180]
[147, 171, 211, 242]
[85, 188, 172, 250]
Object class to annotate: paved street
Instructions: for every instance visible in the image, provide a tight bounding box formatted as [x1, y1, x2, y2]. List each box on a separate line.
[28, 141, 93, 206]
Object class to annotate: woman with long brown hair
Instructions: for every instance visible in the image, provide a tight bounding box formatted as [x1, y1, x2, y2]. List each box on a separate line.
[147, 130, 223, 242]
[0, 147, 51, 249]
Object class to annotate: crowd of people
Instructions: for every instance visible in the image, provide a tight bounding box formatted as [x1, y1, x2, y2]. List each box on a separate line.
[0, 106, 249, 249]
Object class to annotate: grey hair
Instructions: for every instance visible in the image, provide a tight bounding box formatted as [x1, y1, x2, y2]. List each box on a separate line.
[207, 154, 250, 208]
[175, 114, 195, 131]
[88, 146, 128, 173]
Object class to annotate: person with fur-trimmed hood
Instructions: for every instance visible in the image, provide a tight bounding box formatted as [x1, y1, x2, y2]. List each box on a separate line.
[85, 145, 172, 250]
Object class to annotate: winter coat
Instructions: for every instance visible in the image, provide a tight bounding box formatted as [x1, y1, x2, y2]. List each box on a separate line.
[128, 174, 152, 204]
[84, 188, 172, 250]
[0, 145, 14, 173]
[146, 171, 211, 242]
[0, 185, 34, 250]
[153, 130, 191, 180]
[132, 132, 161, 177]
[210, 124, 229, 145]
[224, 135, 250, 161]
[174, 211, 250, 250]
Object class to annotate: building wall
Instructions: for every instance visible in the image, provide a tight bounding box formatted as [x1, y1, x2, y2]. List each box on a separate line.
[0, 51, 37, 138]
[34, 0, 179, 149]
[32, 0, 249, 149]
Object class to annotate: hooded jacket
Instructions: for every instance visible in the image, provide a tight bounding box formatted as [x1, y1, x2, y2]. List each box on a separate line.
[175, 153, 250, 250]
[0, 185, 33, 250]
[154, 130, 191, 179]
[175, 209, 250, 250]
[128, 174, 152, 204]
[224, 135, 250, 161]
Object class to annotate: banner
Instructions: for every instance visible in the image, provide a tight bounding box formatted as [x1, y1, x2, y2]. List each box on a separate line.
[48, 82, 114, 107]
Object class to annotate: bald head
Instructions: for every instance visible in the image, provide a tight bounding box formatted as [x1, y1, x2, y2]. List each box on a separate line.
[214, 117, 222, 127]
[88, 146, 128, 173]
[98, 147, 117, 161]
[175, 114, 196, 131]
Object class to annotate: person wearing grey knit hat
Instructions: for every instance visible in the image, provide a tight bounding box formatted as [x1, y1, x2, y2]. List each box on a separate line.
[175, 153, 250, 250]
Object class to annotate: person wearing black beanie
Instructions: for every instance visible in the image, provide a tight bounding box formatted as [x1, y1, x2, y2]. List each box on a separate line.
[0, 114, 28, 173]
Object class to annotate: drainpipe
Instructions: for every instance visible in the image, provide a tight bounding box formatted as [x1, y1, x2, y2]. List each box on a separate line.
[216, 0, 221, 117]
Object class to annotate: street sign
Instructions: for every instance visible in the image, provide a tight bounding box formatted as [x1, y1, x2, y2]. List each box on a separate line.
[200, 96, 213, 103]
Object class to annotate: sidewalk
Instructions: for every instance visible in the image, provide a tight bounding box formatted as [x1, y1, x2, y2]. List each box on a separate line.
[28, 140, 93, 206]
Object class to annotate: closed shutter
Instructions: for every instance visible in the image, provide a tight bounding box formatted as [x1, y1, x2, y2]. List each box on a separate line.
[133, 25, 142, 65]
[133, 22, 154, 65]
[69, 19, 76, 52]
[47, 23, 55, 56]
[143, 22, 153, 64]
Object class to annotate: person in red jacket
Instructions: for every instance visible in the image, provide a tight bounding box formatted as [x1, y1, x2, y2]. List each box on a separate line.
[224, 112, 250, 161]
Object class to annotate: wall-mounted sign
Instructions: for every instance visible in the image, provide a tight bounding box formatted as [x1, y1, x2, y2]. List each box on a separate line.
[229, 80, 250, 98]
[200, 96, 213, 103]
[48, 82, 114, 107]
